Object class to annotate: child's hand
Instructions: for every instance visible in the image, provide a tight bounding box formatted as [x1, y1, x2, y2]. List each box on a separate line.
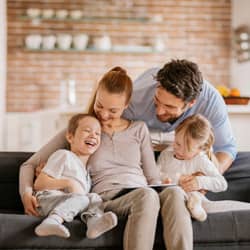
[66, 179, 85, 194]
[192, 171, 207, 194]
[162, 177, 172, 184]
[179, 175, 199, 192]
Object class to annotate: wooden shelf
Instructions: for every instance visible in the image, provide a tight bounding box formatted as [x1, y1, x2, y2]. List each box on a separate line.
[20, 15, 152, 23]
[23, 46, 162, 54]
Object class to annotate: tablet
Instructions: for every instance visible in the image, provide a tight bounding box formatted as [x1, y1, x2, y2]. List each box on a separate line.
[112, 184, 176, 199]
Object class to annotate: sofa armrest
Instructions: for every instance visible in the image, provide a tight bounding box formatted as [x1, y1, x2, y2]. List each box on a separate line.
[207, 152, 250, 202]
[0, 152, 34, 211]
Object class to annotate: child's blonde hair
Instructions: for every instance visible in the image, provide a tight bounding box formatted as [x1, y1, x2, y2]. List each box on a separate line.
[175, 114, 218, 166]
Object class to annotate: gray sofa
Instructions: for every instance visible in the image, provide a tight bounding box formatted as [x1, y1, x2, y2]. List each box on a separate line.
[1, 151, 250, 250]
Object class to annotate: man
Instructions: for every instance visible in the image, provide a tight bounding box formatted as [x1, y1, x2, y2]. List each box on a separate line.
[123, 59, 237, 250]
[124, 59, 236, 173]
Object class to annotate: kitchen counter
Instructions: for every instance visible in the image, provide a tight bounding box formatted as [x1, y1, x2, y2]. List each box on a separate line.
[4, 104, 250, 152]
[226, 105, 250, 151]
[227, 104, 250, 114]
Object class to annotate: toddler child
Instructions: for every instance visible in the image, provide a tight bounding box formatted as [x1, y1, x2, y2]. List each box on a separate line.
[157, 114, 250, 221]
[34, 113, 117, 238]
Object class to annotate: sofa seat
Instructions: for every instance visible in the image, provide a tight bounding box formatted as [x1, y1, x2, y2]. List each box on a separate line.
[0, 213, 125, 249]
[1, 211, 250, 250]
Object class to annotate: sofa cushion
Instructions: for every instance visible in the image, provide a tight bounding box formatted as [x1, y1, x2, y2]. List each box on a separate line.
[0, 213, 124, 249]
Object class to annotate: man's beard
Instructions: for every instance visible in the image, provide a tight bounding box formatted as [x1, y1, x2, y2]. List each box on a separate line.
[156, 114, 179, 124]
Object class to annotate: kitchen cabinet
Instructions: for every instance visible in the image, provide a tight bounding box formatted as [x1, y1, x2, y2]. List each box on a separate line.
[4, 106, 85, 152]
[227, 105, 250, 151]
[5, 110, 60, 151]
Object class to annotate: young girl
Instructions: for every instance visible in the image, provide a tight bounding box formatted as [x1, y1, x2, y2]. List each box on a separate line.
[34, 113, 117, 238]
[157, 114, 250, 221]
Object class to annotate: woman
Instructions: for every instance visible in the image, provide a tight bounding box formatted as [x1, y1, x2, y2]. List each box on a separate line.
[20, 67, 160, 250]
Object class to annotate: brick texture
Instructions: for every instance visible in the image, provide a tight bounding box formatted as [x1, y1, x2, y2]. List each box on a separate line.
[7, 0, 232, 112]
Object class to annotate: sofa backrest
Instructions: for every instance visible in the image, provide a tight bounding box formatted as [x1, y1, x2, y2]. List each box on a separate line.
[0, 152, 33, 211]
[1, 151, 250, 212]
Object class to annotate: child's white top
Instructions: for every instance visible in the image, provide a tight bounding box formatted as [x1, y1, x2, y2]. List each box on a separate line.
[41, 149, 91, 194]
[157, 149, 228, 192]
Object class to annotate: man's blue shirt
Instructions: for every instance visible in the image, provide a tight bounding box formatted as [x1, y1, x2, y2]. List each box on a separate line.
[123, 67, 237, 159]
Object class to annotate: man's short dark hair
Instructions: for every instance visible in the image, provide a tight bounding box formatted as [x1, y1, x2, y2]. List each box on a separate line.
[156, 59, 203, 102]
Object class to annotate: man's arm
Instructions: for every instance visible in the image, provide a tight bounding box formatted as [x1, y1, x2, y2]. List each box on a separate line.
[215, 151, 234, 174]
[202, 82, 237, 169]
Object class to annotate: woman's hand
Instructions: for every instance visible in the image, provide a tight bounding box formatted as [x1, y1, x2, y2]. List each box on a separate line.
[22, 192, 39, 216]
[35, 162, 46, 177]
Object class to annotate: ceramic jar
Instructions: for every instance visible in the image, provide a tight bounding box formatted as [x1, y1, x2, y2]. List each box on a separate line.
[42, 9, 54, 19]
[55, 9, 68, 19]
[57, 34, 72, 50]
[72, 34, 89, 50]
[93, 35, 112, 51]
[25, 34, 42, 49]
[42, 35, 56, 50]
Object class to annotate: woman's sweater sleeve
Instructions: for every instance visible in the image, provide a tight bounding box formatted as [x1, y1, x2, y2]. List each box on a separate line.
[139, 122, 161, 185]
[19, 128, 68, 197]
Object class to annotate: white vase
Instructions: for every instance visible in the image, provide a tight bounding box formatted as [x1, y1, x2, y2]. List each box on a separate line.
[42, 9, 54, 19]
[55, 9, 68, 19]
[70, 10, 83, 20]
[73, 34, 89, 50]
[153, 38, 165, 52]
[42, 35, 56, 50]
[57, 34, 72, 50]
[26, 8, 41, 18]
[94, 35, 112, 51]
[25, 34, 42, 49]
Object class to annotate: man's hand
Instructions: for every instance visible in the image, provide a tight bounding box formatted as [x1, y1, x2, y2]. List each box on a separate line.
[22, 192, 39, 216]
[152, 143, 168, 152]
[179, 175, 199, 192]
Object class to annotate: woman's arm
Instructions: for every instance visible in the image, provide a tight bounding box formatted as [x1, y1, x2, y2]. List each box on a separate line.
[19, 128, 68, 215]
[139, 122, 161, 185]
[34, 172, 69, 191]
[34, 172, 84, 194]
